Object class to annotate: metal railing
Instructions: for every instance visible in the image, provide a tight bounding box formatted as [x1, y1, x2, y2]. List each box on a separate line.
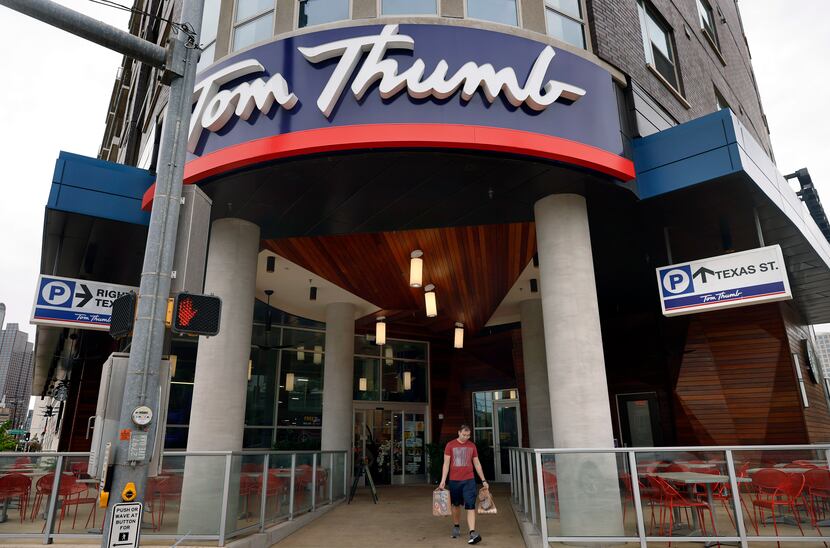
[0, 449, 348, 545]
[509, 444, 830, 547]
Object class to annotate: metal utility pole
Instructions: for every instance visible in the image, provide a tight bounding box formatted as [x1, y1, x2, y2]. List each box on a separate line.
[0, 0, 203, 543]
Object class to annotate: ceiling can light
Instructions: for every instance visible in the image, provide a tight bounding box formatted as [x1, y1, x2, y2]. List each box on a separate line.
[285, 372, 295, 392]
[404, 371, 412, 391]
[376, 316, 387, 345]
[313, 345, 323, 365]
[410, 250, 424, 288]
[424, 284, 437, 318]
[454, 322, 464, 349]
[359, 377, 368, 391]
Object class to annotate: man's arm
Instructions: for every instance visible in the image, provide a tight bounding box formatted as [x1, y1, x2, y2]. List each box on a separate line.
[472, 457, 489, 487]
[439, 453, 451, 489]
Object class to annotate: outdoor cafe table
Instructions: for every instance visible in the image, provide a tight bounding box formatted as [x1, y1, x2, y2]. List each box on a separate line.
[652, 471, 751, 544]
[749, 467, 811, 474]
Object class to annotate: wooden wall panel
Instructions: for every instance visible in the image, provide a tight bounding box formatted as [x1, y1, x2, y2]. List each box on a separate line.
[781, 302, 830, 442]
[672, 304, 809, 445]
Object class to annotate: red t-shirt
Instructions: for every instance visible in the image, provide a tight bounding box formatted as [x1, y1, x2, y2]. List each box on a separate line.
[444, 439, 478, 481]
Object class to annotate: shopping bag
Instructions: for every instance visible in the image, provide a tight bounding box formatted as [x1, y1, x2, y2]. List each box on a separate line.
[433, 488, 451, 516]
[476, 486, 498, 514]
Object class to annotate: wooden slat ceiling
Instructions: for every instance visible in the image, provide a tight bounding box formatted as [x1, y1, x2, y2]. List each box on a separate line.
[264, 223, 536, 334]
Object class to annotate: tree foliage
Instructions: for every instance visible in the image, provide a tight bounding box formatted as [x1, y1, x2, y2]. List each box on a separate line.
[0, 421, 19, 451]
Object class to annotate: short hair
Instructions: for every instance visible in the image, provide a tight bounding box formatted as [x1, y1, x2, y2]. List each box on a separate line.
[458, 424, 471, 432]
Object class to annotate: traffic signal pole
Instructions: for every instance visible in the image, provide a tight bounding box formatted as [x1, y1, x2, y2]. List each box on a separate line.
[0, 0, 203, 544]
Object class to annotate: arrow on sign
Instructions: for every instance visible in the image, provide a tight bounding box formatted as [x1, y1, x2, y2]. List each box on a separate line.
[693, 267, 715, 283]
[76, 284, 93, 307]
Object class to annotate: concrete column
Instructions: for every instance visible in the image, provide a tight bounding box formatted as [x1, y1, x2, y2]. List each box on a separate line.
[179, 218, 259, 535]
[534, 193, 622, 538]
[321, 302, 355, 452]
[519, 299, 553, 448]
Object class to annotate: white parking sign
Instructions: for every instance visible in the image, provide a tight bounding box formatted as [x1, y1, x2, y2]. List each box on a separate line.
[30, 275, 138, 330]
[107, 502, 142, 548]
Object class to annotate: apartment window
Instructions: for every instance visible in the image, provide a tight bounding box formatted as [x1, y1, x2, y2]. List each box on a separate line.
[696, 0, 719, 48]
[467, 0, 518, 27]
[232, 0, 275, 52]
[382, 0, 437, 15]
[544, 0, 585, 49]
[298, 0, 349, 28]
[197, 0, 222, 70]
[714, 86, 729, 111]
[637, 0, 680, 91]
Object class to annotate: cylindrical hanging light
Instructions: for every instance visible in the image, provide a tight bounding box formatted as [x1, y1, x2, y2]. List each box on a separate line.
[454, 322, 464, 349]
[297, 345, 306, 361]
[359, 377, 368, 391]
[384, 346, 394, 366]
[510, 389, 517, 400]
[409, 250, 424, 288]
[375, 317, 387, 345]
[403, 371, 412, 391]
[424, 284, 437, 318]
[285, 372, 295, 392]
[248, 359, 253, 381]
[313, 345, 323, 365]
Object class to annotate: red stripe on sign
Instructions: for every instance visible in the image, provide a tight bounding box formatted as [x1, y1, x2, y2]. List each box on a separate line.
[142, 124, 636, 210]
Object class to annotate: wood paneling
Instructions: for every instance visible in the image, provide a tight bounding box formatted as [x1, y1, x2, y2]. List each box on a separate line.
[265, 223, 536, 334]
[781, 302, 830, 442]
[672, 304, 809, 445]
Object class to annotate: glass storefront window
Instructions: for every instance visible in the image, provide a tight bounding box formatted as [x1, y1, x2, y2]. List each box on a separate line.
[298, 0, 349, 28]
[283, 328, 325, 359]
[384, 340, 427, 361]
[243, 427, 274, 448]
[354, 357, 381, 401]
[382, 0, 437, 15]
[354, 334, 381, 356]
[473, 391, 493, 427]
[277, 352, 323, 427]
[232, 0, 275, 52]
[275, 427, 321, 450]
[382, 360, 427, 402]
[467, 0, 518, 26]
[197, 0, 221, 70]
[245, 347, 277, 426]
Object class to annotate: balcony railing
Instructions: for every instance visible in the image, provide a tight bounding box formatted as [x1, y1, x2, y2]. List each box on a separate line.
[0, 449, 348, 545]
[509, 444, 830, 546]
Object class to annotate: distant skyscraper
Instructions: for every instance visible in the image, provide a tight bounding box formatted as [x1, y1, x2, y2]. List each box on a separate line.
[0, 323, 34, 428]
[0, 302, 5, 330]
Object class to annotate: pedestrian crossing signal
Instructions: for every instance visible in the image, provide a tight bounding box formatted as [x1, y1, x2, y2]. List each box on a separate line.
[109, 292, 137, 339]
[172, 293, 221, 336]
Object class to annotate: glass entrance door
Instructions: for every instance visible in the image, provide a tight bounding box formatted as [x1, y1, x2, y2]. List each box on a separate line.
[354, 407, 427, 485]
[493, 401, 521, 483]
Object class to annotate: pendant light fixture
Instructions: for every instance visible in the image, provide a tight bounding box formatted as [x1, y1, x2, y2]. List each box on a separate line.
[297, 346, 305, 361]
[264, 289, 274, 331]
[384, 346, 394, 366]
[248, 359, 253, 381]
[375, 316, 387, 345]
[313, 345, 323, 365]
[359, 377, 368, 391]
[454, 322, 464, 349]
[409, 250, 424, 287]
[424, 284, 437, 318]
[403, 371, 412, 391]
[285, 372, 295, 392]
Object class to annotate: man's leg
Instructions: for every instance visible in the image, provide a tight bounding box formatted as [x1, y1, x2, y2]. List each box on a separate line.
[466, 508, 476, 532]
[452, 504, 461, 524]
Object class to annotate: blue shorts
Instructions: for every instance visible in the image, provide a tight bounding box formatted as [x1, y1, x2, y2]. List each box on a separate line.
[448, 479, 477, 510]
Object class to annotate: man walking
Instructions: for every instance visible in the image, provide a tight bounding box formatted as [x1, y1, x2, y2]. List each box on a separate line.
[439, 424, 488, 544]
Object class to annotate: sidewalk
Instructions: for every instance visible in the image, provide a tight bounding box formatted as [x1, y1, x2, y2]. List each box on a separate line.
[276, 483, 523, 547]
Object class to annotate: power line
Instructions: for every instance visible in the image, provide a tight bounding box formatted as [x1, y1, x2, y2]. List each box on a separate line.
[86, 0, 195, 41]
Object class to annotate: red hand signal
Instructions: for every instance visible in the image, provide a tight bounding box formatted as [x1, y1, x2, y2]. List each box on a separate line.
[177, 297, 198, 327]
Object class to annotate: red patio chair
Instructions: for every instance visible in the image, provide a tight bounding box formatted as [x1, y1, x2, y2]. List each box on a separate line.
[541, 468, 559, 515]
[0, 473, 31, 523]
[266, 470, 287, 515]
[805, 468, 830, 527]
[621, 472, 659, 533]
[750, 468, 806, 545]
[648, 475, 717, 541]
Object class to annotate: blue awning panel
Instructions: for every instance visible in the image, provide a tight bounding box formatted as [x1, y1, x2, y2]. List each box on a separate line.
[48, 151, 154, 225]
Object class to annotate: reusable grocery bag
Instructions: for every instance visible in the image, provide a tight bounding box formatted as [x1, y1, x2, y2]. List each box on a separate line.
[433, 488, 451, 516]
[476, 486, 498, 514]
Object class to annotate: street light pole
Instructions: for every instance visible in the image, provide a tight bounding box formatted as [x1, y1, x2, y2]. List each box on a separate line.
[0, 0, 204, 543]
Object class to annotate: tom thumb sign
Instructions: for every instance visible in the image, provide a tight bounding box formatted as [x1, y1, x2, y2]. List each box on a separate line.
[656, 245, 791, 317]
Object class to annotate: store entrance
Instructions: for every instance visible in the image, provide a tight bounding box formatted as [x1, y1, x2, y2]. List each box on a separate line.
[353, 406, 428, 485]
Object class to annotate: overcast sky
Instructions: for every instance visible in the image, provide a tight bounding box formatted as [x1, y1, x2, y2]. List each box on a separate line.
[0, 1, 828, 336]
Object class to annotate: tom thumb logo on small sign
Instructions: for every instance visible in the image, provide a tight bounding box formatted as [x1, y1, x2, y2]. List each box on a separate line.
[656, 245, 792, 317]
